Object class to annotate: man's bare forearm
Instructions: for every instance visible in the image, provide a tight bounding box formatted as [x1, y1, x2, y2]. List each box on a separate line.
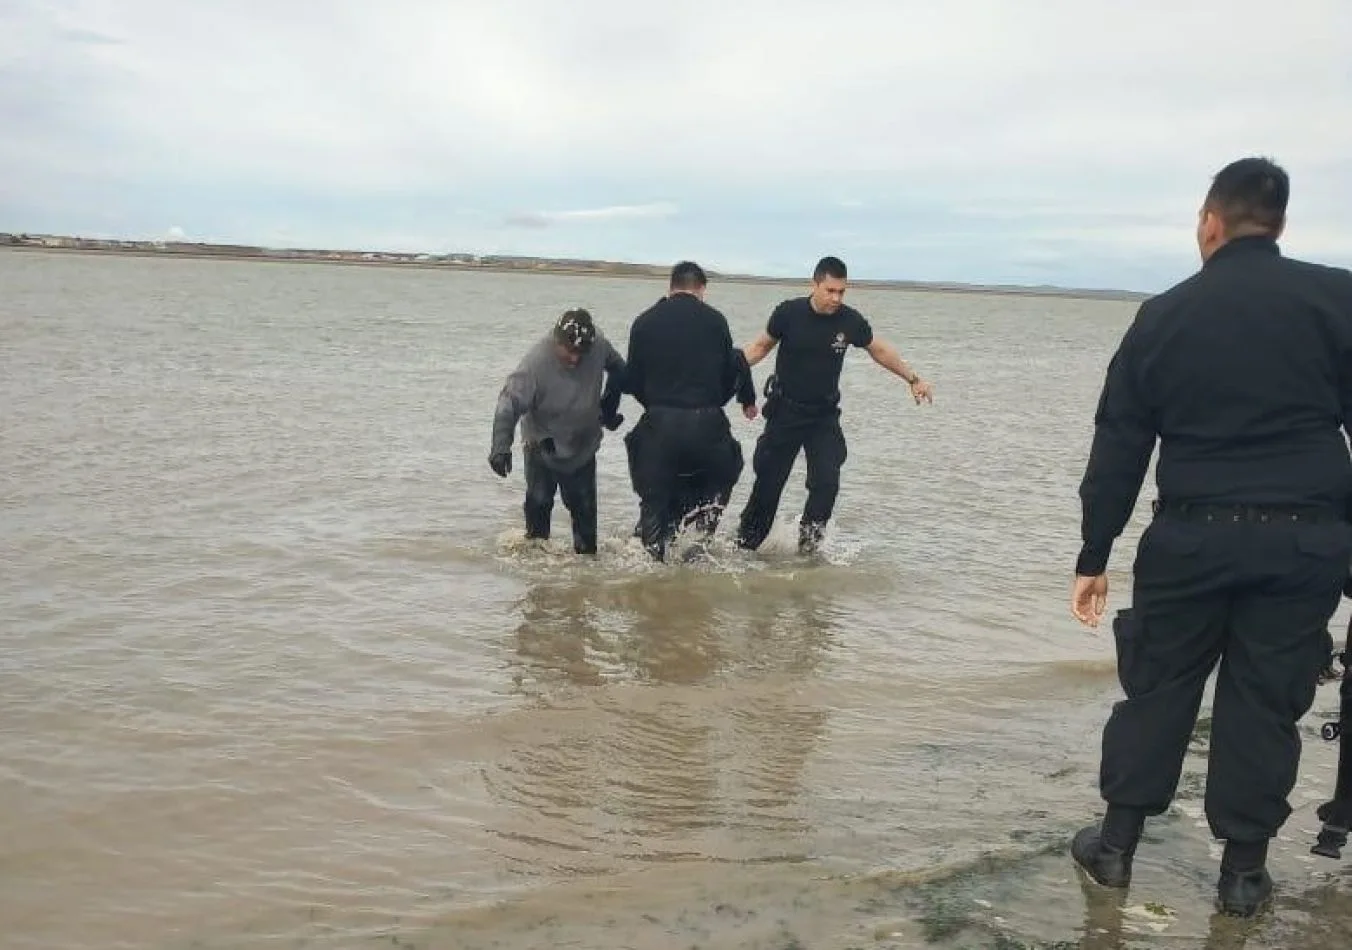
[742, 334, 775, 368]
[870, 339, 919, 383]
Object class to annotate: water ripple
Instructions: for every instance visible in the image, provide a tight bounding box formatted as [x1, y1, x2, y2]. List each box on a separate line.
[3, 251, 1344, 950]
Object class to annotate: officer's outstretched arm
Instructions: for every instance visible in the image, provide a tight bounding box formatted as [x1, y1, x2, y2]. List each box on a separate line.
[864, 338, 921, 385]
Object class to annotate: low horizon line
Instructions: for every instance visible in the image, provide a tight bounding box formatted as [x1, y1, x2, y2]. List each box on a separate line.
[1, 230, 1154, 303]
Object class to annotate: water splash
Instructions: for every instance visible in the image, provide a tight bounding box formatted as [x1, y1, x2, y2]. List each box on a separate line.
[489, 511, 864, 585]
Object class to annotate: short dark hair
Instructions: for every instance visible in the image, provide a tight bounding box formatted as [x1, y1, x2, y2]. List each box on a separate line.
[669, 260, 707, 291]
[813, 256, 847, 282]
[1204, 157, 1288, 235]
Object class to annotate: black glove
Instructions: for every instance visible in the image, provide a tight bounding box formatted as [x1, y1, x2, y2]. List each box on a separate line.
[601, 412, 624, 431]
[488, 451, 511, 477]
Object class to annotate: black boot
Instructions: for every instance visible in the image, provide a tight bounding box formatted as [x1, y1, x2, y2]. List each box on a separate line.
[1071, 806, 1143, 888]
[1216, 840, 1273, 918]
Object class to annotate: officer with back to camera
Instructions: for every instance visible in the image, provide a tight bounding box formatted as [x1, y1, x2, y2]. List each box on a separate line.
[623, 260, 757, 561]
[1069, 156, 1352, 918]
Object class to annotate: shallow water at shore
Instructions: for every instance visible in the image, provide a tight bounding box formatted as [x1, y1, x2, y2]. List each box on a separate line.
[3, 249, 1348, 949]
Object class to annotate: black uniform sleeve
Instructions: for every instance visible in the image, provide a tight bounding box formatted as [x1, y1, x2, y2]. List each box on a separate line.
[624, 313, 647, 407]
[600, 335, 626, 419]
[1077, 310, 1158, 576]
[731, 347, 756, 406]
[1339, 274, 1352, 528]
[1339, 273, 1352, 440]
[714, 307, 756, 407]
[849, 309, 874, 348]
[766, 301, 790, 339]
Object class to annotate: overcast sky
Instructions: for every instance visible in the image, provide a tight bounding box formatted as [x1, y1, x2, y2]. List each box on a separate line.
[2, 0, 1349, 292]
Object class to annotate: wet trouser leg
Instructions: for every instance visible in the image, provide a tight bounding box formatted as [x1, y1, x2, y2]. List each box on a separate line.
[670, 474, 702, 531]
[1207, 568, 1344, 844]
[629, 474, 700, 540]
[800, 414, 847, 545]
[628, 407, 742, 561]
[1098, 511, 1349, 852]
[683, 437, 744, 541]
[735, 416, 806, 550]
[690, 478, 729, 539]
[554, 457, 598, 555]
[625, 414, 677, 559]
[522, 445, 558, 540]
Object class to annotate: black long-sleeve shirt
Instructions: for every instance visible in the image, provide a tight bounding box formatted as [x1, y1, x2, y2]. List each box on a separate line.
[625, 291, 756, 410]
[1077, 235, 1352, 575]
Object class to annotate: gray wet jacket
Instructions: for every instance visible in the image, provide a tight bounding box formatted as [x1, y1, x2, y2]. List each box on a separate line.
[490, 331, 626, 473]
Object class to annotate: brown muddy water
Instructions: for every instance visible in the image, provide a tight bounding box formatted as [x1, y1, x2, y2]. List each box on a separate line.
[2, 249, 1349, 949]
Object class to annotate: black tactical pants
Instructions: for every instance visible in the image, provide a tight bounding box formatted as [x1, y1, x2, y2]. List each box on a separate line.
[629, 472, 714, 541]
[735, 402, 847, 551]
[1100, 503, 1351, 844]
[624, 406, 744, 560]
[522, 445, 598, 555]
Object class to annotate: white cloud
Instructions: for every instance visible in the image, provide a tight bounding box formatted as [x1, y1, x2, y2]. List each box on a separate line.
[505, 203, 678, 228]
[2, 0, 1350, 289]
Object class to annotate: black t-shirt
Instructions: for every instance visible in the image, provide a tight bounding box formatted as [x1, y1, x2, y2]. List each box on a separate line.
[766, 296, 874, 407]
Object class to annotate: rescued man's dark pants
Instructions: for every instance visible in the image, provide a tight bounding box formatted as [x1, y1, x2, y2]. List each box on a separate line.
[1100, 504, 1351, 846]
[624, 406, 743, 560]
[522, 445, 598, 554]
[736, 402, 847, 551]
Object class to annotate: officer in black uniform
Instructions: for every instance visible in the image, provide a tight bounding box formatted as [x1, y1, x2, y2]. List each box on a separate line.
[623, 260, 758, 561]
[734, 255, 933, 554]
[1068, 157, 1352, 918]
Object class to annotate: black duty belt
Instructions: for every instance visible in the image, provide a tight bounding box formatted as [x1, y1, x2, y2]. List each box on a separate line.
[768, 392, 837, 417]
[1151, 500, 1341, 523]
[763, 373, 837, 416]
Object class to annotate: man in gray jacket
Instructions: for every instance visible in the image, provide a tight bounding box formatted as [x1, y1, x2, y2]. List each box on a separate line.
[488, 308, 626, 555]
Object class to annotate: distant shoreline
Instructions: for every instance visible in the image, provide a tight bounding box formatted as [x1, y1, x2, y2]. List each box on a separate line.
[0, 234, 1151, 303]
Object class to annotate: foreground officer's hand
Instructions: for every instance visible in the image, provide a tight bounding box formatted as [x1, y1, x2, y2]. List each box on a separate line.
[488, 451, 511, 477]
[742, 402, 759, 421]
[1071, 574, 1108, 627]
[909, 378, 934, 404]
